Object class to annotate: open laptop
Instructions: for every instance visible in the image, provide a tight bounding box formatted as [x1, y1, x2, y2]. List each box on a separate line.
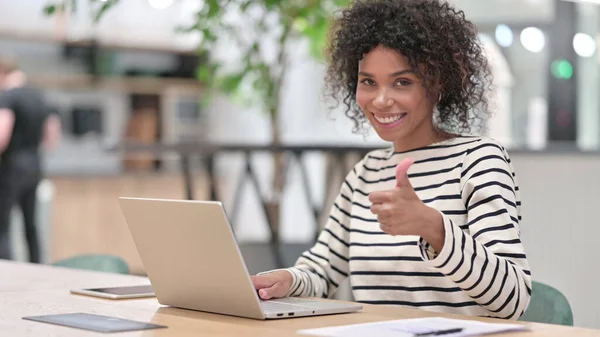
[118, 197, 362, 320]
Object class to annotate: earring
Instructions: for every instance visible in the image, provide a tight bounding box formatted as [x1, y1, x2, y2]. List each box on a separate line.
[438, 92, 442, 103]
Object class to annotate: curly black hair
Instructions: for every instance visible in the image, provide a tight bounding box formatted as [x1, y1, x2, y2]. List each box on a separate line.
[324, 0, 492, 135]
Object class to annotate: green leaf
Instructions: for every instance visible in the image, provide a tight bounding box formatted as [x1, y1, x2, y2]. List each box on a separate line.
[292, 17, 308, 33]
[45, 0, 79, 15]
[199, 92, 215, 109]
[196, 62, 221, 84]
[93, 1, 116, 23]
[174, 22, 199, 33]
[240, 0, 253, 12]
[43, 5, 56, 15]
[218, 72, 246, 94]
[333, 0, 351, 6]
[301, 15, 329, 59]
[202, 28, 217, 43]
[196, 66, 212, 84]
[206, 0, 220, 18]
[265, 0, 282, 10]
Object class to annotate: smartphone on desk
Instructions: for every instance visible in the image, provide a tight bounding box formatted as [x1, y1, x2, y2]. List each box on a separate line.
[70, 285, 155, 300]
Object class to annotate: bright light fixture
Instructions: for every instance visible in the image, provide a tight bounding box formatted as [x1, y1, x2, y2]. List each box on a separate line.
[573, 33, 596, 57]
[495, 24, 513, 48]
[520, 27, 545, 53]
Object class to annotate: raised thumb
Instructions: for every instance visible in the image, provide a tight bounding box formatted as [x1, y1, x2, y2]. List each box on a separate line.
[395, 158, 414, 187]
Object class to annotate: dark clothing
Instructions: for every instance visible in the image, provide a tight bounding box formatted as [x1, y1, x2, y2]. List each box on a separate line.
[0, 86, 50, 263]
[0, 153, 41, 262]
[0, 86, 48, 160]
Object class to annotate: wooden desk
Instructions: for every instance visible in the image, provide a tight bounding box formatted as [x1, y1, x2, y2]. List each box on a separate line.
[2, 260, 599, 336]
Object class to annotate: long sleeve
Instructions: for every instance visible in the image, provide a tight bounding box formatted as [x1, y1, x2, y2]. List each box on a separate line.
[283, 166, 358, 298]
[418, 141, 532, 319]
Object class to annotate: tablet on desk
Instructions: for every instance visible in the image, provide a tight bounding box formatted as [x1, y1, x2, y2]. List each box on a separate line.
[70, 285, 155, 300]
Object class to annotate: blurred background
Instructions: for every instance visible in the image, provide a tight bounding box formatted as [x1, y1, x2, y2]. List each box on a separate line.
[1, 0, 599, 330]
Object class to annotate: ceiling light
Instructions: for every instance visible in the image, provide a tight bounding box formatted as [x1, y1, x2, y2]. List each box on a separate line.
[495, 24, 513, 48]
[520, 27, 545, 53]
[573, 33, 596, 57]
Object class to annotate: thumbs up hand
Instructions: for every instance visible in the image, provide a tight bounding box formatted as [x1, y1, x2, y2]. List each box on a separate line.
[393, 157, 415, 189]
[368, 158, 443, 240]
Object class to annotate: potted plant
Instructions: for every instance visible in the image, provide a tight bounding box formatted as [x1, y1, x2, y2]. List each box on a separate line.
[43, 0, 350, 241]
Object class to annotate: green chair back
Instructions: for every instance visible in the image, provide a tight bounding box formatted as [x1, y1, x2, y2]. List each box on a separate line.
[52, 254, 129, 275]
[519, 281, 573, 326]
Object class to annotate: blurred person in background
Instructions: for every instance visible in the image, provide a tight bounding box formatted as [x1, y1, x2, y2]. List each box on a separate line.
[0, 56, 61, 263]
[252, 0, 531, 320]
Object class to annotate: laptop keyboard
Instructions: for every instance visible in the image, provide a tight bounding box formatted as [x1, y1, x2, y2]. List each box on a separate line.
[260, 298, 323, 313]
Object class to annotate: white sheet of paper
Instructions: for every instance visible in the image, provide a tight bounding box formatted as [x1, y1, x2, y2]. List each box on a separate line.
[297, 317, 530, 337]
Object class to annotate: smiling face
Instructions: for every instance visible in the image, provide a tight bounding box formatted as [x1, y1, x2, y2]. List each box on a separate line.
[356, 45, 440, 151]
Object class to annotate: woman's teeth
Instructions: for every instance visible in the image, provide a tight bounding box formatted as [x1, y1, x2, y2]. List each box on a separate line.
[374, 113, 406, 124]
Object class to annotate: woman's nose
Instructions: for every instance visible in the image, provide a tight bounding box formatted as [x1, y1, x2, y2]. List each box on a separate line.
[372, 88, 394, 109]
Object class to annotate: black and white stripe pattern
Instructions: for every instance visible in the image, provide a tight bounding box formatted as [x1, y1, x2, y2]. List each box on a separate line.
[283, 136, 532, 319]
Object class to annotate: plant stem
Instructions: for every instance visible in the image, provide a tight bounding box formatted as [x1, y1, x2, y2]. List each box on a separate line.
[271, 23, 291, 198]
[265, 23, 291, 240]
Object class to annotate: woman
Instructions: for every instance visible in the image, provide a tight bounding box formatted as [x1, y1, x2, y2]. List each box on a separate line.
[252, 0, 531, 319]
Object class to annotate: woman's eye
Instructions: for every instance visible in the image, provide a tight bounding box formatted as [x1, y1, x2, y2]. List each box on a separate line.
[395, 79, 411, 86]
[360, 79, 375, 86]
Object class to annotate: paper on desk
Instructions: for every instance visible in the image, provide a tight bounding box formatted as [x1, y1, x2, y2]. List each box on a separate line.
[298, 317, 530, 337]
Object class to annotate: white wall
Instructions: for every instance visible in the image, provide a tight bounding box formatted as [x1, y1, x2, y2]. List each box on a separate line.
[510, 153, 600, 329]
[451, 0, 554, 25]
[576, 4, 600, 150]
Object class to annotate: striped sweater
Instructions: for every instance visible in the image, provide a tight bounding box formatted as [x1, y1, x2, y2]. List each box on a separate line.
[283, 136, 532, 319]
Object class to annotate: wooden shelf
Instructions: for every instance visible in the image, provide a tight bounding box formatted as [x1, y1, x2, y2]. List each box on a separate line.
[0, 30, 198, 55]
[0, 30, 204, 94]
[27, 74, 204, 94]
